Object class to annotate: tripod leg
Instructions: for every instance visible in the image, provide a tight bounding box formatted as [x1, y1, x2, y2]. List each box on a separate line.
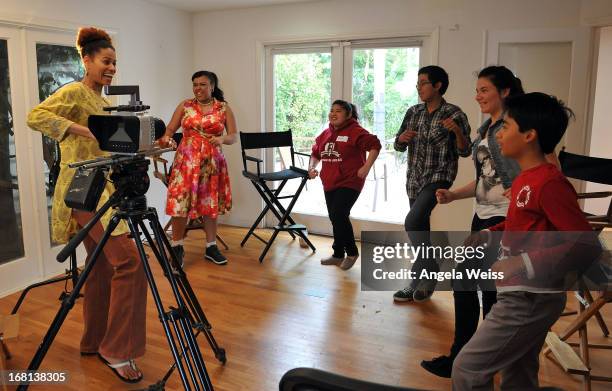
[128, 214, 214, 391]
[144, 218, 226, 363]
[16, 216, 122, 391]
[144, 212, 217, 384]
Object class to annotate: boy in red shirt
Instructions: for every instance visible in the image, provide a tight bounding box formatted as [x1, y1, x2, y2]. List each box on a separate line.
[452, 93, 601, 390]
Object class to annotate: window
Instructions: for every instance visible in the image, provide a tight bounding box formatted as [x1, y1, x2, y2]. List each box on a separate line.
[35, 43, 84, 245]
[0, 38, 25, 264]
[267, 38, 423, 228]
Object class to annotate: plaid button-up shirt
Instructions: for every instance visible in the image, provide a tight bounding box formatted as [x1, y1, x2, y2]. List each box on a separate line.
[394, 100, 471, 199]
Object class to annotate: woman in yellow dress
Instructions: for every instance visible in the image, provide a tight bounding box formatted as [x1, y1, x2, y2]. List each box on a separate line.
[27, 27, 146, 383]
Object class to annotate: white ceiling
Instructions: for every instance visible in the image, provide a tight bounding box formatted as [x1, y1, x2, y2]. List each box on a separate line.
[144, 0, 316, 12]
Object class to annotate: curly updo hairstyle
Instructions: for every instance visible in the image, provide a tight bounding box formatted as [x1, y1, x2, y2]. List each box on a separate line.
[76, 27, 114, 59]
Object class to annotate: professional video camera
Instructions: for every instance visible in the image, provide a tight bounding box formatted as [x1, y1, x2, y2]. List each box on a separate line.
[89, 85, 165, 154]
[64, 85, 168, 212]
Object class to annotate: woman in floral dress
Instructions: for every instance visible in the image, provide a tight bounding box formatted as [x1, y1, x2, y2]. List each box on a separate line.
[158, 71, 237, 265]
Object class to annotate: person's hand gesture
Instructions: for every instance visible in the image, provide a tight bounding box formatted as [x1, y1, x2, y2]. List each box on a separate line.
[398, 129, 417, 143]
[83, 128, 97, 141]
[503, 188, 512, 200]
[210, 136, 224, 146]
[308, 167, 318, 179]
[463, 230, 489, 247]
[436, 189, 456, 204]
[442, 117, 461, 135]
[492, 256, 525, 281]
[156, 135, 177, 148]
[357, 165, 371, 179]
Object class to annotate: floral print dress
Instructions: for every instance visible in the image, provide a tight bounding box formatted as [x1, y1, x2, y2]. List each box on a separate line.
[165, 99, 232, 219]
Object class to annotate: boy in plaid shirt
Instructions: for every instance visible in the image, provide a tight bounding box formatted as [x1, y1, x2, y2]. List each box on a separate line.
[393, 65, 471, 302]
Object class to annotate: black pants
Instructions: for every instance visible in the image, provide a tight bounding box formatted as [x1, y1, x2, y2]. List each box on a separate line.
[404, 181, 451, 290]
[449, 213, 505, 358]
[324, 187, 360, 258]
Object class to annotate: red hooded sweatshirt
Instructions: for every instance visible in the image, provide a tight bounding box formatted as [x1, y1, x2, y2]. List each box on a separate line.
[311, 118, 381, 192]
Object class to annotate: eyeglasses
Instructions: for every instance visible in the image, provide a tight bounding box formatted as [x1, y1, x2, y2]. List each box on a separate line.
[415, 81, 432, 89]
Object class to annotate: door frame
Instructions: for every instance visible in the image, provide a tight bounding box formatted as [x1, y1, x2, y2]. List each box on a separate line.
[0, 25, 44, 296]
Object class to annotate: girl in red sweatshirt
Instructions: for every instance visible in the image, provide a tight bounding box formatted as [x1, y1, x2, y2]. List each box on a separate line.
[309, 100, 381, 270]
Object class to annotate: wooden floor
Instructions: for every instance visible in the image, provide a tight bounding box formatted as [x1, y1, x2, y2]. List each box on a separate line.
[1, 226, 610, 390]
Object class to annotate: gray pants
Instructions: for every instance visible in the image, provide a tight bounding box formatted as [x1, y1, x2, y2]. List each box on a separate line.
[452, 291, 566, 391]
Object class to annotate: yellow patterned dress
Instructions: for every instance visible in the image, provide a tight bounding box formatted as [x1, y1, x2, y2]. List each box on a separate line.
[27, 82, 128, 244]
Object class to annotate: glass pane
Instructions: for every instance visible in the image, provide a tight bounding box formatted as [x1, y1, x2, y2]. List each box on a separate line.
[351, 47, 420, 224]
[273, 51, 331, 215]
[35, 43, 84, 246]
[0, 39, 25, 264]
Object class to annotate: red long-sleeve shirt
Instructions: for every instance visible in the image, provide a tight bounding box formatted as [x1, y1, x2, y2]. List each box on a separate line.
[311, 118, 381, 192]
[488, 163, 600, 291]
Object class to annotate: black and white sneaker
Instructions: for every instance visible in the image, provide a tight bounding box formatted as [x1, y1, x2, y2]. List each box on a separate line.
[393, 287, 415, 302]
[171, 245, 185, 269]
[205, 245, 228, 265]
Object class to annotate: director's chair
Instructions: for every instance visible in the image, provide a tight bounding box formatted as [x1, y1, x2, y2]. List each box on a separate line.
[543, 148, 612, 390]
[239, 130, 316, 262]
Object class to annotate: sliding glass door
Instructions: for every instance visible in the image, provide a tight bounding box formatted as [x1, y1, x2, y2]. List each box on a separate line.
[266, 38, 424, 234]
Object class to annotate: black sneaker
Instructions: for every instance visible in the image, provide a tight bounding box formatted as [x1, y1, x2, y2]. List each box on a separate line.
[205, 245, 228, 265]
[421, 355, 453, 378]
[393, 287, 415, 302]
[171, 245, 185, 268]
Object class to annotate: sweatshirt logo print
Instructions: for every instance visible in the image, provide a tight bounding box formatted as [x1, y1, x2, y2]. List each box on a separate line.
[321, 142, 341, 158]
[516, 185, 531, 208]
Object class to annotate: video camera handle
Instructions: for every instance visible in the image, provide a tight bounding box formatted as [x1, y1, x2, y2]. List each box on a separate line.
[56, 191, 121, 263]
[103, 85, 141, 106]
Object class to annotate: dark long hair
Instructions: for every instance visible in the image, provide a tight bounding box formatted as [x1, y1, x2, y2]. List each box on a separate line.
[478, 66, 524, 98]
[191, 70, 225, 102]
[332, 99, 359, 120]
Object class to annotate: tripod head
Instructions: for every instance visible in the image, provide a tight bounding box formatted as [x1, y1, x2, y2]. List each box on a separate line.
[65, 147, 172, 213]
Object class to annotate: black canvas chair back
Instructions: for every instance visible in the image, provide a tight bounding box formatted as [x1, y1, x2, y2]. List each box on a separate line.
[558, 148, 612, 229]
[240, 130, 293, 149]
[239, 130, 315, 262]
[559, 149, 612, 185]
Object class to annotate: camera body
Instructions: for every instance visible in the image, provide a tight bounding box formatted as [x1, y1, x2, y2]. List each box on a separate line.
[89, 114, 165, 154]
[88, 85, 165, 154]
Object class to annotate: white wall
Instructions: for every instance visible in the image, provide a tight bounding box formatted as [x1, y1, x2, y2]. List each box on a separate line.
[585, 25, 612, 214]
[192, 0, 593, 231]
[1, 0, 194, 221]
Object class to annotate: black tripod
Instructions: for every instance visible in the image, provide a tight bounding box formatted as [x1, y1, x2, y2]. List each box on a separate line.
[17, 160, 225, 390]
